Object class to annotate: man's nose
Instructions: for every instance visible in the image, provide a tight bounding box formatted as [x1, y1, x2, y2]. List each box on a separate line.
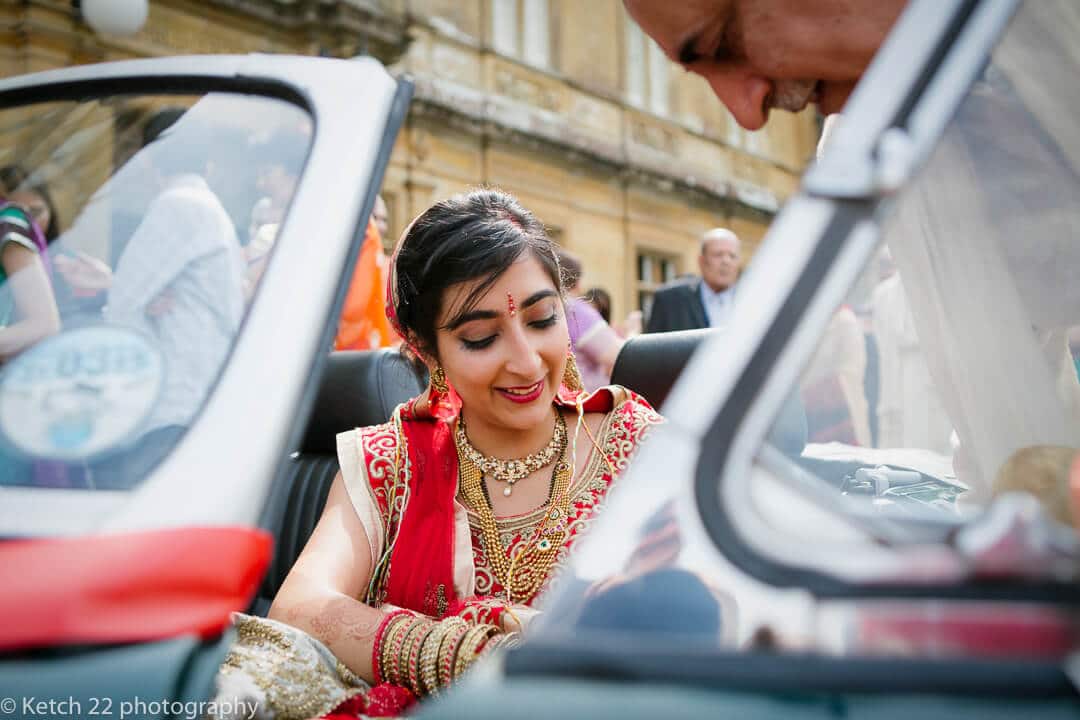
[699, 65, 772, 131]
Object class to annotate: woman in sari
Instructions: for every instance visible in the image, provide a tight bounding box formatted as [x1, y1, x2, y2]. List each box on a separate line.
[219, 189, 660, 718]
[0, 173, 60, 361]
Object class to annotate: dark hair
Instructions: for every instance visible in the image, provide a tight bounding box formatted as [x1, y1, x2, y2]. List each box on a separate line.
[0, 164, 28, 194]
[0, 165, 61, 242]
[393, 188, 560, 359]
[556, 249, 582, 291]
[28, 182, 60, 242]
[584, 287, 612, 324]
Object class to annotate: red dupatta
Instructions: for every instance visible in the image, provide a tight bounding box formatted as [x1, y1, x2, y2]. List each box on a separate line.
[382, 386, 619, 617]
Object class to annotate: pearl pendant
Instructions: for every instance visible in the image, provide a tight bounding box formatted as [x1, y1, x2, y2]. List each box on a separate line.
[503, 486, 512, 497]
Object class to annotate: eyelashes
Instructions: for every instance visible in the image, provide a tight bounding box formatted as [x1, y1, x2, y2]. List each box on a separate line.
[531, 314, 558, 329]
[459, 313, 558, 351]
[461, 336, 496, 351]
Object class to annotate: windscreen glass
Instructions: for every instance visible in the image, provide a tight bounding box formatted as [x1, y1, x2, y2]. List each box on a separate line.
[531, 0, 1079, 659]
[748, 0, 1080, 555]
[0, 92, 311, 495]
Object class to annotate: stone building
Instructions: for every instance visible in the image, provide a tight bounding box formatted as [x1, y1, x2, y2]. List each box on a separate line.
[2, 0, 819, 320]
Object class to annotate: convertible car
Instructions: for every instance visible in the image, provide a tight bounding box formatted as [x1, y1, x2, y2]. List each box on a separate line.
[1, 0, 1078, 717]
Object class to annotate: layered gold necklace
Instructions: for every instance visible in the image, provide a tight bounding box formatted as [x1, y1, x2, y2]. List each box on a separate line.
[455, 412, 573, 603]
[455, 412, 566, 496]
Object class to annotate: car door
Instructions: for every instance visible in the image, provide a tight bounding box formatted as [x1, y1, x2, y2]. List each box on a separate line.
[0, 54, 411, 710]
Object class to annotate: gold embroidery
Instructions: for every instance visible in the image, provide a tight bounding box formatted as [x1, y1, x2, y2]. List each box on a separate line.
[220, 615, 365, 720]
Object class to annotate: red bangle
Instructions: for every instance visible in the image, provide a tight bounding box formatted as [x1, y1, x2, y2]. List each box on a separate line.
[371, 610, 410, 684]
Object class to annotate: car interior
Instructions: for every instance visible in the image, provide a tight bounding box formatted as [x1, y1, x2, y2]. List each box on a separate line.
[253, 329, 724, 615]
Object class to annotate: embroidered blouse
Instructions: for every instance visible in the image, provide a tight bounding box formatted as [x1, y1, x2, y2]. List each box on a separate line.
[336, 388, 662, 611]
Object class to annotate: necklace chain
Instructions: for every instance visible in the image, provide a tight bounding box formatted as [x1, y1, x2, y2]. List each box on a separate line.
[455, 415, 572, 603]
[455, 412, 566, 496]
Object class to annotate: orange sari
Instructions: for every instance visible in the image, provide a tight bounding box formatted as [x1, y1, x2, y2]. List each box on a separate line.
[334, 219, 394, 350]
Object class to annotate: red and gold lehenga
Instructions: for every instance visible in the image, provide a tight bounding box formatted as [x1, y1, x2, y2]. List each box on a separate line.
[338, 385, 661, 618]
[214, 386, 660, 720]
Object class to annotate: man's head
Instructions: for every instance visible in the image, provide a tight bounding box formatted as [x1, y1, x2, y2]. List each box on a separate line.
[623, 0, 905, 130]
[698, 228, 740, 292]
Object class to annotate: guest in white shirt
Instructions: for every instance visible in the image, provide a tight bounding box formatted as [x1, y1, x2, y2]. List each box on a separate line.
[104, 107, 246, 454]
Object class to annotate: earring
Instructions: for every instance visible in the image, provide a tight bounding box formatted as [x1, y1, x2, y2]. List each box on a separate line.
[562, 347, 585, 393]
[431, 364, 449, 394]
[426, 363, 462, 422]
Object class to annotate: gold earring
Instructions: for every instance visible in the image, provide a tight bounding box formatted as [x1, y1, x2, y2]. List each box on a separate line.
[563, 349, 584, 392]
[431, 364, 449, 394]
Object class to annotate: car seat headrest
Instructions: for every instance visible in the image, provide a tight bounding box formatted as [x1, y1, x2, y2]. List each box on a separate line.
[611, 329, 713, 409]
[611, 329, 806, 456]
[300, 349, 426, 455]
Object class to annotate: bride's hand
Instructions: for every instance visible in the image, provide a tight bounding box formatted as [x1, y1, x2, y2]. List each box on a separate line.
[500, 604, 541, 635]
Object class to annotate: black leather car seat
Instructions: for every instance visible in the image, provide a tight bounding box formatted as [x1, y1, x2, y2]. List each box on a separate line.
[254, 349, 425, 614]
[611, 329, 806, 456]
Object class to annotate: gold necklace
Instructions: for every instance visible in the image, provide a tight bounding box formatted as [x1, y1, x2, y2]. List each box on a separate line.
[455, 419, 572, 603]
[455, 412, 566, 496]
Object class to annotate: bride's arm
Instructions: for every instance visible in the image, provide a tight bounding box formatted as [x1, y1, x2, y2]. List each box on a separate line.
[268, 471, 385, 683]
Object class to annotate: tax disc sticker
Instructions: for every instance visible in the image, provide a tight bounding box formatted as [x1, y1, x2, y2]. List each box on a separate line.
[0, 327, 163, 461]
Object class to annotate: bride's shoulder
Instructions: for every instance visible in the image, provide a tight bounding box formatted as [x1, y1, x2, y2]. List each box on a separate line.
[603, 385, 664, 430]
[563, 385, 664, 445]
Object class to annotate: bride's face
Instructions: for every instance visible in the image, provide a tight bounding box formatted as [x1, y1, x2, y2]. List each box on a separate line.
[435, 254, 568, 436]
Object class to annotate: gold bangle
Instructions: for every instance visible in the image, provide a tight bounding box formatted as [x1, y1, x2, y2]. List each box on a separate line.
[453, 623, 498, 680]
[379, 614, 411, 684]
[438, 619, 471, 689]
[419, 620, 453, 696]
[393, 617, 427, 688]
[406, 617, 434, 695]
[383, 615, 415, 687]
[481, 630, 520, 656]
[407, 620, 437, 696]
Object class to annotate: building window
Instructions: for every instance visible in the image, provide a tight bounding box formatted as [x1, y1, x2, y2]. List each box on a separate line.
[625, 17, 670, 115]
[636, 249, 678, 316]
[492, 0, 551, 69]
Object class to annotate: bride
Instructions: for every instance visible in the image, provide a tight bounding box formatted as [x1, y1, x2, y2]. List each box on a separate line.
[218, 189, 660, 718]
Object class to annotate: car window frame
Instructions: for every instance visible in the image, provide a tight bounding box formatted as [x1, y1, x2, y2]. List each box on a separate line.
[681, 0, 1080, 602]
[0, 55, 413, 537]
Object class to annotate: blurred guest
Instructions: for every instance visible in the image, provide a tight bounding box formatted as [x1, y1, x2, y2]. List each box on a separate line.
[334, 215, 394, 351]
[371, 194, 389, 240]
[244, 128, 308, 294]
[994, 445, 1079, 528]
[871, 259, 951, 454]
[800, 305, 871, 446]
[558, 250, 623, 391]
[104, 106, 246, 455]
[646, 228, 740, 333]
[585, 286, 642, 339]
[0, 179, 60, 361]
[1, 165, 60, 243]
[584, 286, 612, 323]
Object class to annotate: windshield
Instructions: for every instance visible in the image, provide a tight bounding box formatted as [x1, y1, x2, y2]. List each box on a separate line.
[531, 0, 1079, 658]
[745, 0, 1080, 568]
[0, 92, 311, 494]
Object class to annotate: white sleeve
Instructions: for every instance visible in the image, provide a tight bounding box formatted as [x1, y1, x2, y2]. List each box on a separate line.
[336, 428, 386, 573]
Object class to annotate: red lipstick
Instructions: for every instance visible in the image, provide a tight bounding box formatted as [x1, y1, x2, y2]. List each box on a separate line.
[496, 379, 544, 404]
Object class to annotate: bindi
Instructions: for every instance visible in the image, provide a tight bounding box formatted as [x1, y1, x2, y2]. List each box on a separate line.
[506, 292, 517, 317]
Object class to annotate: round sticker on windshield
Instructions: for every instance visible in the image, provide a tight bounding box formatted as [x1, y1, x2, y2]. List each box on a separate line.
[0, 327, 163, 461]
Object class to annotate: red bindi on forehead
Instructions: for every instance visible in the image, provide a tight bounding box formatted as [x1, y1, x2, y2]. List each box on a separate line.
[507, 292, 517, 317]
